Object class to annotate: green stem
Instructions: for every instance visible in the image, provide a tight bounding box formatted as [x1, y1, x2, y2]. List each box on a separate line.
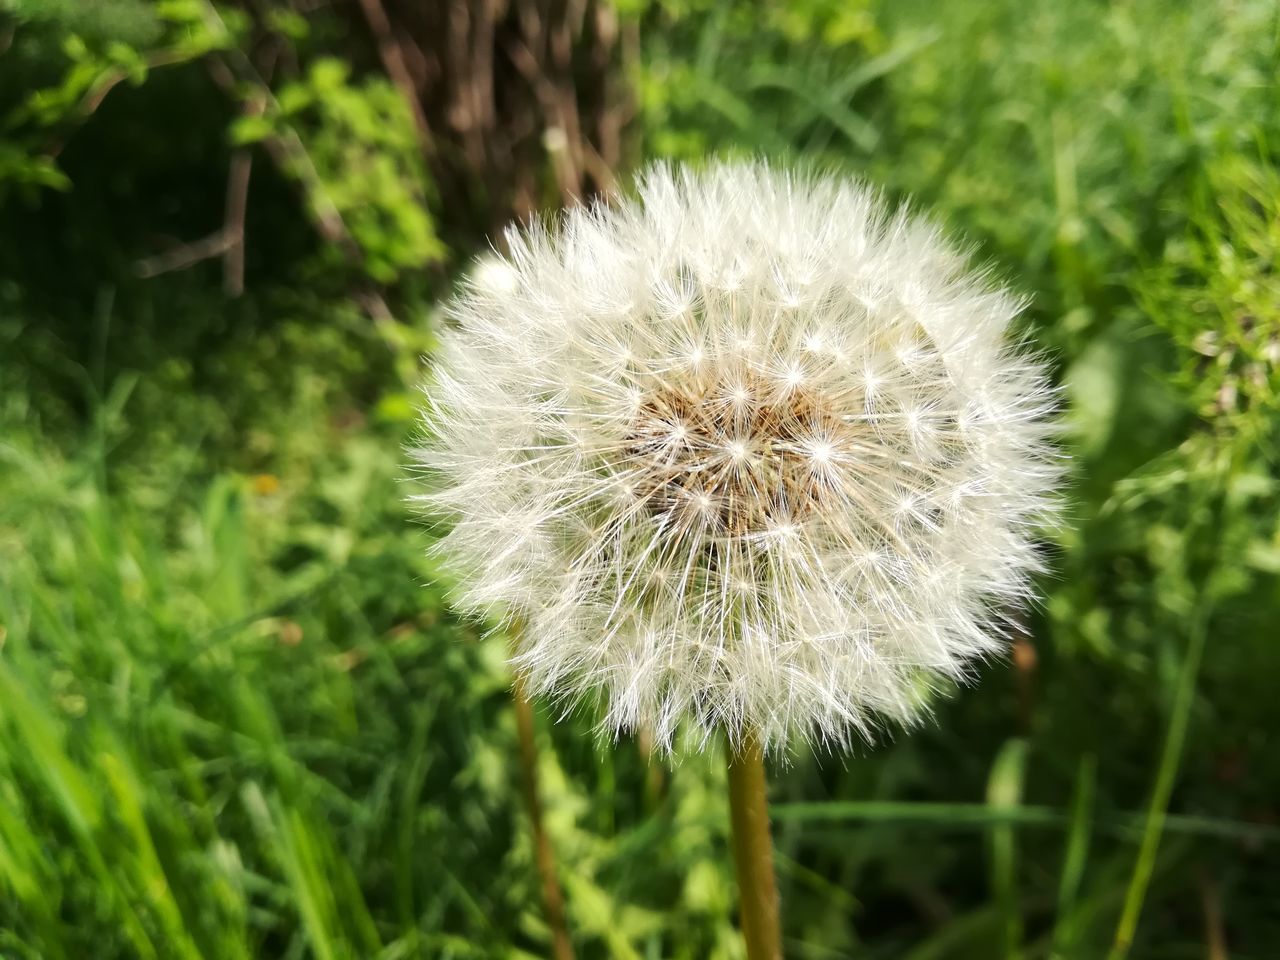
[1107, 606, 1210, 960]
[512, 672, 575, 960]
[727, 731, 783, 960]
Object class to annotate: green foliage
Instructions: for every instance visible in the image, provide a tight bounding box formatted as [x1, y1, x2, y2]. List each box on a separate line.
[0, 309, 514, 959]
[254, 58, 446, 282]
[2, 0, 1279, 957]
[1144, 158, 1280, 430]
[0, 0, 441, 282]
[2, 0, 162, 47]
[0, 0, 223, 201]
[635, 0, 897, 160]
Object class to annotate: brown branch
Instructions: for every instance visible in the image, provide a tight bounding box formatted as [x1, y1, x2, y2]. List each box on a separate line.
[203, 38, 392, 322]
[136, 109, 256, 292]
[199, 2, 359, 249]
[445, 0, 485, 173]
[505, 35, 584, 203]
[353, 0, 434, 152]
[219, 46, 277, 299]
[589, 3, 622, 192]
[548, 1, 588, 198]
[204, 55, 356, 255]
[223, 146, 253, 296]
[47, 48, 191, 158]
[470, 0, 499, 151]
[135, 230, 235, 278]
[590, 3, 639, 194]
[512, 672, 576, 960]
[80, 49, 191, 118]
[1199, 869, 1229, 960]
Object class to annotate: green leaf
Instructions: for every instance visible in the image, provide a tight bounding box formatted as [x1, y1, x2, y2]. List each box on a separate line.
[229, 114, 274, 146]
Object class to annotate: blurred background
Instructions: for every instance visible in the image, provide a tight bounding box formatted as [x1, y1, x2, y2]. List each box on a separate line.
[1, 0, 1278, 957]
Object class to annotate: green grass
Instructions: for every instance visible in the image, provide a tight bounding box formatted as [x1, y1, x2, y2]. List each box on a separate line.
[2, 0, 1280, 956]
[0, 360, 518, 959]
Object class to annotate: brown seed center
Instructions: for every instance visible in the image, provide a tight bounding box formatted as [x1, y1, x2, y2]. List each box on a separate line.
[624, 372, 847, 536]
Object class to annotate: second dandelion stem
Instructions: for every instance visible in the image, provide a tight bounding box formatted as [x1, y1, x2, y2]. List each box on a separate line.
[512, 672, 575, 960]
[727, 731, 783, 960]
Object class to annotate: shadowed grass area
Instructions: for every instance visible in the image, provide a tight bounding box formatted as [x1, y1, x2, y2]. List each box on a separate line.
[1, 0, 1279, 957]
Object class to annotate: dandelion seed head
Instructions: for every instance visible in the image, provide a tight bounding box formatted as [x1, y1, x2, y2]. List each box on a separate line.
[414, 161, 1060, 753]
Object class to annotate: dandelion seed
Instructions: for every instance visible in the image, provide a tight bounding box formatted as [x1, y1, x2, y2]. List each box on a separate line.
[413, 161, 1060, 755]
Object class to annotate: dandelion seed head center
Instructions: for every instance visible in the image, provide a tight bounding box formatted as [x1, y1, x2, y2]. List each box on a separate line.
[623, 370, 857, 535]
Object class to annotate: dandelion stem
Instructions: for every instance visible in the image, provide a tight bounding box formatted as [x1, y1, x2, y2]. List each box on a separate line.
[727, 730, 783, 960]
[512, 671, 575, 960]
[637, 723, 667, 812]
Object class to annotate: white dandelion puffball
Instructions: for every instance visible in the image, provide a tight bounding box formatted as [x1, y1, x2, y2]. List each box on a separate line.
[415, 161, 1058, 752]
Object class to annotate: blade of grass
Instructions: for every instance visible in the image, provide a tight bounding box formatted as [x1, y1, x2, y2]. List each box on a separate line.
[1051, 753, 1097, 958]
[1107, 605, 1211, 960]
[99, 750, 204, 960]
[0, 668, 159, 958]
[900, 905, 1002, 960]
[395, 703, 438, 936]
[770, 801, 1276, 845]
[987, 739, 1028, 960]
[240, 781, 340, 960]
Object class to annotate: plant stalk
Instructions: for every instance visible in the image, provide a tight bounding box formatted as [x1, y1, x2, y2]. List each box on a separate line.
[512, 672, 575, 960]
[727, 731, 783, 960]
[1107, 605, 1210, 960]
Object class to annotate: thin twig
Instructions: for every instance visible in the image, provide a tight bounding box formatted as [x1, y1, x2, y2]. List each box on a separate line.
[1011, 624, 1038, 735]
[135, 230, 235, 278]
[1199, 869, 1229, 960]
[353, 0, 433, 151]
[47, 49, 190, 158]
[197, 4, 394, 323]
[203, 56, 355, 258]
[511, 671, 575, 960]
[505, 35, 583, 203]
[221, 99, 260, 296]
[222, 153, 251, 295]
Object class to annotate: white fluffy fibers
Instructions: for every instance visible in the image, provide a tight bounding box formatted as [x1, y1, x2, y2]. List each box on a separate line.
[413, 161, 1059, 753]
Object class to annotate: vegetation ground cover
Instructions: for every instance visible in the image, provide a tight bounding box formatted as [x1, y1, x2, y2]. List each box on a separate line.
[1, 0, 1277, 956]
